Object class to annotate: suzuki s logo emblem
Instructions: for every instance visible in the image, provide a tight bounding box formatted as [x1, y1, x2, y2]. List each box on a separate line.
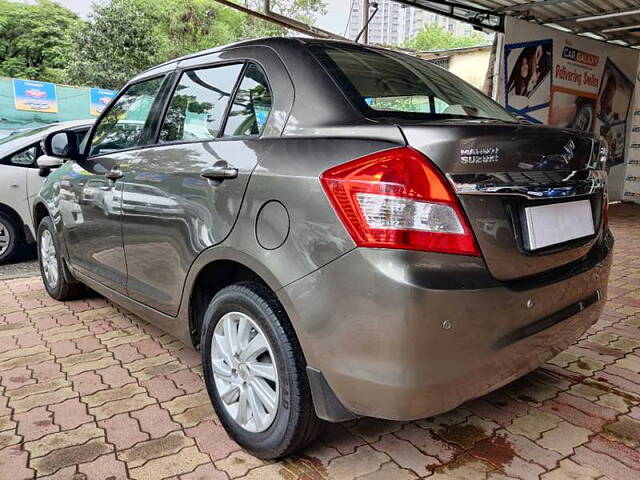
[563, 140, 576, 162]
[538, 139, 576, 169]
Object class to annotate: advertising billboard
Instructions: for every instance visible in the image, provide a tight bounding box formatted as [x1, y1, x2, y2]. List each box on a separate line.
[90, 88, 117, 116]
[623, 72, 640, 205]
[13, 79, 58, 113]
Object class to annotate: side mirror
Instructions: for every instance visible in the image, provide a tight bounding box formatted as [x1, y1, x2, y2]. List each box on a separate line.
[36, 154, 65, 177]
[42, 130, 82, 160]
[37, 155, 64, 169]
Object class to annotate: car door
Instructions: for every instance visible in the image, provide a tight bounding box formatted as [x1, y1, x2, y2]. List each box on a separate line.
[26, 126, 91, 236]
[0, 143, 40, 247]
[61, 76, 166, 293]
[121, 60, 276, 315]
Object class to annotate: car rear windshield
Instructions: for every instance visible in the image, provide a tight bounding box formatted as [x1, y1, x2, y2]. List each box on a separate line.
[310, 44, 515, 122]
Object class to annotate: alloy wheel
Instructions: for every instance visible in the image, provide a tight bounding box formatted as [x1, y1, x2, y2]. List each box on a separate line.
[211, 311, 279, 433]
[0, 219, 10, 256]
[40, 229, 59, 289]
[573, 106, 594, 132]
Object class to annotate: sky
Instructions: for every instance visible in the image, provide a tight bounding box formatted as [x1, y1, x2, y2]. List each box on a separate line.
[15, 0, 95, 17]
[316, 0, 352, 36]
[59, 0, 94, 18]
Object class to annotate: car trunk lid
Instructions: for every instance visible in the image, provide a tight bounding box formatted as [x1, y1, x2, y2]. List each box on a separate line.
[401, 120, 606, 281]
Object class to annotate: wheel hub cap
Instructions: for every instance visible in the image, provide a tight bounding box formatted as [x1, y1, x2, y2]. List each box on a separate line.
[0, 220, 10, 256]
[211, 311, 279, 433]
[40, 230, 59, 289]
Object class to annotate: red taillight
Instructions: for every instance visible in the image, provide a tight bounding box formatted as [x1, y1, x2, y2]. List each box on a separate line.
[603, 197, 609, 229]
[320, 146, 480, 256]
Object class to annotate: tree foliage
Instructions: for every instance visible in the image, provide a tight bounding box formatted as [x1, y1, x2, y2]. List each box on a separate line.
[65, 0, 167, 90]
[247, 0, 327, 25]
[405, 24, 489, 52]
[154, 0, 245, 61]
[0, 0, 82, 83]
[0, 0, 326, 89]
[66, 0, 326, 90]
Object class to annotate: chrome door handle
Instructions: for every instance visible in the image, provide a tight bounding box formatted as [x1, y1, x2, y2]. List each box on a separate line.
[105, 169, 123, 180]
[200, 166, 238, 180]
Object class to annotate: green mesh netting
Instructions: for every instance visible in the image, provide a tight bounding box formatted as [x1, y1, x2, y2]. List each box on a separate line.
[0, 77, 97, 131]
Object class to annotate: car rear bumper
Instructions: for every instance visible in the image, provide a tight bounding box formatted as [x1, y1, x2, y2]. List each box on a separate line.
[280, 235, 612, 421]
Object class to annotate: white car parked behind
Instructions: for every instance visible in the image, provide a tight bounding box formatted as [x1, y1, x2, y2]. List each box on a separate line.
[0, 120, 92, 264]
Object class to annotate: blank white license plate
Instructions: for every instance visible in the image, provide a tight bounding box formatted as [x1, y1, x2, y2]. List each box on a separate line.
[524, 199, 595, 250]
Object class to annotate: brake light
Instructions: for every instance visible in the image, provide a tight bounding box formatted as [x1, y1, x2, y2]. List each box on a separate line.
[320, 147, 480, 256]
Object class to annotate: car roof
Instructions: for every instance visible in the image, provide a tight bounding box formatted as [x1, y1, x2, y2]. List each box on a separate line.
[0, 119, 94, 156]
[126, 38, 421, 132]
[130, 37, 395, 82]
[48, 119, 95, 131]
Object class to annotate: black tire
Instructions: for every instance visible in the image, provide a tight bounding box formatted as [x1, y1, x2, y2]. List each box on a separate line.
[37, 216, 86, 301]
[201, 282, 323, 459]
[0, 212, 20, 265]
[571, 103, 594, 132]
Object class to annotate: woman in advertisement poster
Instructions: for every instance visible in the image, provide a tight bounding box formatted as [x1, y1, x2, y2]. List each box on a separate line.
[508, 54, 531, 96]
[508, 45, 550, 98]
[507, 42, 552, 121]
[526, 46, 545, 95]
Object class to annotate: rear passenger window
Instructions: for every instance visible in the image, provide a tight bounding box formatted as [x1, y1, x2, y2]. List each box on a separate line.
[2, 145, 38, 167]
[159, 64, 244, 143]
[13, 146, 37, 166]
[223, 63, 272, 137]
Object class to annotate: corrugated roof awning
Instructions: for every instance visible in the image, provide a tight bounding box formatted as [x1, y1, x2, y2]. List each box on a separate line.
[396, 0, 640, 49]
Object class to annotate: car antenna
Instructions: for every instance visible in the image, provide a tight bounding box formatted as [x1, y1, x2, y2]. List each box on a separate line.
[355, 1, 379, 43]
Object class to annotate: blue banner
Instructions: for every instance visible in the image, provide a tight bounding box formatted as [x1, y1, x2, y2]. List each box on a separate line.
[13, 79, 58, 113]
[90, 88, 117, 116]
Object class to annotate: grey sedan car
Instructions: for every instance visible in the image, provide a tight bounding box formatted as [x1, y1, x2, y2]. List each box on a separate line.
[34, 38, 612, 458]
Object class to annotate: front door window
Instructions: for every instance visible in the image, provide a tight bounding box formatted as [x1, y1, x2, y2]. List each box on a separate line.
[90, 77, 164, 156]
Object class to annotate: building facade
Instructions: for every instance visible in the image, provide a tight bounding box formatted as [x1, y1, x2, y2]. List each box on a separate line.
[417, 45, 493, 93]
[347, 0, 474, 45]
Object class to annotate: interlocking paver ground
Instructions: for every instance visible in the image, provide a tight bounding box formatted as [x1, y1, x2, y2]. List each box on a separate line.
[0, 203, 639, 479]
